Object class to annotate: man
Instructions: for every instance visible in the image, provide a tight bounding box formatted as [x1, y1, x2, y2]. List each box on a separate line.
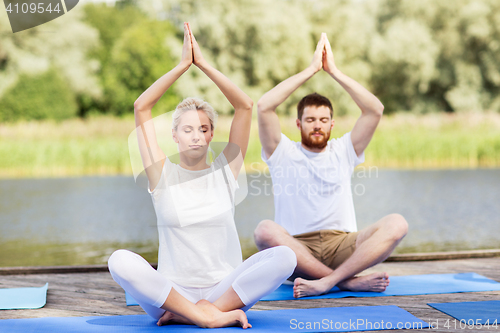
[254, 33, 408, 298]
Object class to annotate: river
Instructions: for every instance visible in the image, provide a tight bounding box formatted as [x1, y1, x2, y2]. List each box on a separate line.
[0, 169, 499, 266]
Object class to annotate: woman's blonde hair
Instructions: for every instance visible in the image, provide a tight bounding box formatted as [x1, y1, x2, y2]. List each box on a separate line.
[172, 97, 218, 131]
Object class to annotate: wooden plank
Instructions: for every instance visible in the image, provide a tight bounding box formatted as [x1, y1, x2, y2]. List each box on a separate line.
[386, 249, 500, 262]
[1, 258, 500, 333]
[0, 264, 157, 275]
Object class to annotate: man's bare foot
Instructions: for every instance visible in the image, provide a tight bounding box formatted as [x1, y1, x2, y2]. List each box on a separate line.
[293, 272, 390, 297]
[196, 299, 252, 329]
[157, 310, 192, 326]
[337, 272, 390, 292]
[293, 277, 332, 298]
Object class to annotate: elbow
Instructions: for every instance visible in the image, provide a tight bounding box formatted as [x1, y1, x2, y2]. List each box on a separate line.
[244, 98, 254, 112]
[374, 103, 384, 117]
[257, 99, 268, 114]
[133, 100, 143, 111]
[233, 94, 253, 112]
[236, 99, 253, 114]
[134, 100, 149, 113]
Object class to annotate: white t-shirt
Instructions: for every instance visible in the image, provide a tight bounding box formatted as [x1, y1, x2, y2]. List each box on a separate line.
[261, 132, 365, 235]
[148, 152, 242, 288]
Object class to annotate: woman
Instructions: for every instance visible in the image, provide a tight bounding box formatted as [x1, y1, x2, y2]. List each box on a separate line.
[107, 22, 296, 329]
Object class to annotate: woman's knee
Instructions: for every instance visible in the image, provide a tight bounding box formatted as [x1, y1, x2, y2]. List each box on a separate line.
[272, 245, 297, 276]
[108, 249, 137, 279]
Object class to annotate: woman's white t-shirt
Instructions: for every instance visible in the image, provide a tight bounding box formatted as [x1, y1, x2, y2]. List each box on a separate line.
[148, 152, 242, 288]
[261, 132, 365, 236]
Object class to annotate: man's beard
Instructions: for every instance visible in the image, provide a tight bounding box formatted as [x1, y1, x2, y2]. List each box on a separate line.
[301, 128, 331, 150]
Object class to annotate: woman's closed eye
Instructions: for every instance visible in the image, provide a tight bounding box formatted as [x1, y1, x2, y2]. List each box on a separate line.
[184, 129, 208, 133]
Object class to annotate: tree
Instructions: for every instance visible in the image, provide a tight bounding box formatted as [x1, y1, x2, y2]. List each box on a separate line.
[0, 67, 78, 122]
[0, 3, 101, 120]
[371, 0, 500, 113]
[101, 19, 180, 116]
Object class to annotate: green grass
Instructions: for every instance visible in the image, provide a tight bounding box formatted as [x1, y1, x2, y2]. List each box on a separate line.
[0, 239, 159, 267]
[1, 111, 499, 178]
[366, 112, 500, 168]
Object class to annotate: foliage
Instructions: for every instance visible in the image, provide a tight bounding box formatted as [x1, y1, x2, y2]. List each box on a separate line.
[0, 67, 77, 122]
[371, 0, 500, 113]
[136, 0, 500, 115]
[81, 3, 181, 116]
[2, 0, 500, 120]
[100, 19, 180, 116]
[0, 4, 101, 119]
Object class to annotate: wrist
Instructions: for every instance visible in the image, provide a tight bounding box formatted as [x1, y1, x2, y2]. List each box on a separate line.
[305, 65, 319, 76]
[178, 61, 191, 71]
[328, 67, 342, 79]
[196, 59, 210, 71]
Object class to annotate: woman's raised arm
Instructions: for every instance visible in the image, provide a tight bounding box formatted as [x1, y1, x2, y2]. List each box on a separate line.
[134, 23, 193, 192]
[186, 23, 253, 180]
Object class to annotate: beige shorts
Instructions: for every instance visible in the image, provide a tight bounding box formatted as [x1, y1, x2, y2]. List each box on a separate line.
[293, 229, 358, 269]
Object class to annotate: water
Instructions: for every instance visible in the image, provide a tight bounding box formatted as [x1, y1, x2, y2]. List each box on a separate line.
[1, 169, 499, 267]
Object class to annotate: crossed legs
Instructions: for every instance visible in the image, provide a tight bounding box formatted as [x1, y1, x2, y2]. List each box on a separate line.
[107, 246, 296, 328]
[253, 213, 408, 298]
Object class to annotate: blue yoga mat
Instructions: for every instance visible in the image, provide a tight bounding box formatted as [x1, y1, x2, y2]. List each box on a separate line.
[428, 300, 500, 324]
[125, 272, 500, 305]
[260, 272, 500, 301]
[0, 283, 48, 310]
[0, 305, 429, 332]
[125, 291, 137, 306]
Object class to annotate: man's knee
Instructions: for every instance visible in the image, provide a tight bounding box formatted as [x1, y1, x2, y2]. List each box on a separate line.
[254, 219, 285, 250]
[383, 213, 408, 241]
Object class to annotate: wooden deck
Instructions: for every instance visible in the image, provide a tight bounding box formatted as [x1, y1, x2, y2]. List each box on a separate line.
[1, 257, 500, 332]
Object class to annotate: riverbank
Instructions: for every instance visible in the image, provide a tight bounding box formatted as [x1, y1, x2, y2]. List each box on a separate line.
[1, 112, 499, 178]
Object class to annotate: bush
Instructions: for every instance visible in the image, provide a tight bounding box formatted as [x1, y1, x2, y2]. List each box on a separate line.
[0, 68, 78, 122]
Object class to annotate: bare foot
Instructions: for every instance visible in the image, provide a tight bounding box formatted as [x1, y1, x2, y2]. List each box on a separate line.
[293, 277, 332, 298]
[337, 272, 390, 292]
[196, 299, 252, 329]
[157, 310, 193, 326]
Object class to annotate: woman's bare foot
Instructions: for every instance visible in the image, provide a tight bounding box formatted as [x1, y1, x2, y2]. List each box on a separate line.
[157, 310, 193, 326]
[196, 299, 251, 329]
[293, 277, 332, 298]
[337, 272, 390, 292]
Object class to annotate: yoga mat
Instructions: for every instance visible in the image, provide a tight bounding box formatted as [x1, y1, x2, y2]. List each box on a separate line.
[124, 272, 500, 305]
[260, 272, 500, 301]
[0, 283, 48, 310]
[428, 300, 500, 324]
[125, 291, 137, 306]
[0, 305, 429, 332]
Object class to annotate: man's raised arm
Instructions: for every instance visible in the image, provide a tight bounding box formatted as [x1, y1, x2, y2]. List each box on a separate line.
[258, 35, 326, 159]
[322, 35, 384, 157]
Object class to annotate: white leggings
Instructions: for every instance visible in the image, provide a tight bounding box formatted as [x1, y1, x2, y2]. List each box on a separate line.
[108, 246, 296, 320]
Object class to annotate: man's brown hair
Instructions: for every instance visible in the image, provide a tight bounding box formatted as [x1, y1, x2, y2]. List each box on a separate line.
[297, 93, 334, 120]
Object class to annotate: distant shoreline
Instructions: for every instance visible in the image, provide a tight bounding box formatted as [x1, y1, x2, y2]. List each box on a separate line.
[1, 112, 499, 178]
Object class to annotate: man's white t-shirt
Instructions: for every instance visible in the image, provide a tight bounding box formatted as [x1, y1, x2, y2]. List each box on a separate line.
[148, 152, 242, 288]
[261, 132, 365, 236]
